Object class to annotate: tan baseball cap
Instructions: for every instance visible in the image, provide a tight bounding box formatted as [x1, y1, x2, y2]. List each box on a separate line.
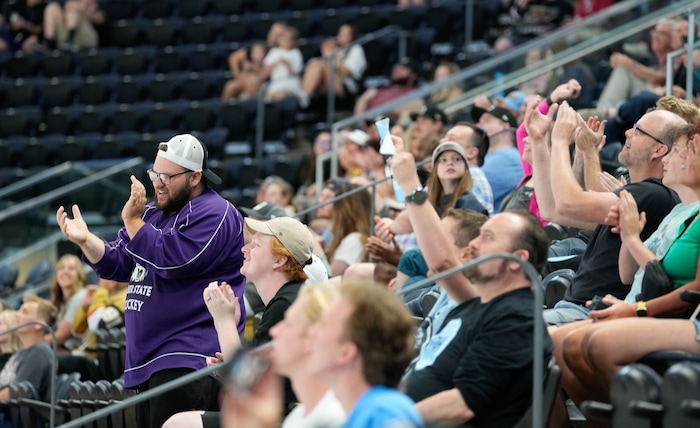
[244, 217, 314, 267]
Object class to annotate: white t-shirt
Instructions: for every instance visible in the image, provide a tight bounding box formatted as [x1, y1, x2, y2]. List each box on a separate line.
[263, 47, 304, 96]
[282, 390, 346, 428]
[333, 232, 364, 266]
[340, 44, 367, 94]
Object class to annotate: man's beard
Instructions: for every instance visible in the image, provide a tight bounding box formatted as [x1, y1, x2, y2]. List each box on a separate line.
[155, 184, 193, 214]
[465, 259, 509, 285]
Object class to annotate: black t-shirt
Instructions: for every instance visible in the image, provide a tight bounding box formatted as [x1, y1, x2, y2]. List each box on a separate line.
[9, 0, 46, 42]
[251, 280, 302, 416]
[403, 288, 553, 428]
[565, 178, 679, 305]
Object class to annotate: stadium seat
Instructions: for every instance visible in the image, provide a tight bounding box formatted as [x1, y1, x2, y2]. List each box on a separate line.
[318, 10, 345, 37]
[0, 141, 12, 168]
[78, 48, 113, 76]
[221, 101, 250, 140]
[147, 103, 179, 133]
[141, 0, 174, 20]
[355, 8, 383, 35]
[662, 360, 700, 427]
[189, 45, 221, 72]
[57, 136, 86, 162]
[101, 0, 137, 21]
[6, 52, 38, 78]
[222, 16, 249, 43]
[79, 75, 113, 105]
[0, 109, 30, 138]
[4, 78, 38, 107]
[182, 73, 213, 101]
[387, 7, 418, 31]
[0, 262, 19, 294]
[145, 18, 181, 47]
[114, 75, 147, 104]
[182, 16, 219, 45]
[213, 0, 244, 15]
[76, 105, 108, 134]
[109, 104, 144, 134]
[288, 14, 314, 39]
[42, 51, 75, 78]
[149, 74, 179, 102]
[288, 0, 316, 10]
[110, 19, 143, 48]
[20, 139, 50, 167]
[178, 0, 211, 18]
[183, 101, 213, 132]
[255, 0, 285, 13]
[114, 47, 151, 75]
[44, 106, 75, 135]
[22, 259, 54, 287]
[42, 77, 76, 109]
[153, 46, 188, 74]
[247, 16, 275, 41]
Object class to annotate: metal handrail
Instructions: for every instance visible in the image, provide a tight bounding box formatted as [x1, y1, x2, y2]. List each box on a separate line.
[0, 321, 57, 428]
[56, 252, 546, 428]
[0, 162, 73, 201]
[665, 10, 697, 99]
[0, 157, 145, 223]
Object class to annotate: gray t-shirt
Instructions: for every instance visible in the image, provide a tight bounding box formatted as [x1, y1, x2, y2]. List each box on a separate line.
[0, 341, 53, 400]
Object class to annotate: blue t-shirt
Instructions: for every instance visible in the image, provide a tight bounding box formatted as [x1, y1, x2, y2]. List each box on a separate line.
[482, 147, 524, 214]
[342, 386, 423, 428]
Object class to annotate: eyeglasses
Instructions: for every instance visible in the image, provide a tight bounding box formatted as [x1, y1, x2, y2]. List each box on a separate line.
[633, 122, 666, 146]
[147, 169, 190, 184]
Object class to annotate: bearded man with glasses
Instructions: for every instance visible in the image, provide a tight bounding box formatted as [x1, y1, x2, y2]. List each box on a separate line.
[56, 134, 246, 428]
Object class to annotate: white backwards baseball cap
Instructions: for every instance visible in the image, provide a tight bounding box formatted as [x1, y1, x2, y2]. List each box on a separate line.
[157, 134, 222, 185]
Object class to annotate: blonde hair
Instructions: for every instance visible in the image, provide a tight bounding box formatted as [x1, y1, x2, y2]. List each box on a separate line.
[298, 284, 338, 329]
[23, 294, 58, 329]
[50, 255, 87, 309]
[0, 310, 21, 353]
[657, 96, 700, 124]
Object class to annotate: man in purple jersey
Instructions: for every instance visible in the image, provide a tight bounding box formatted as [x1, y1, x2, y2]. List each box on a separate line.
[56, 134, 246, 428]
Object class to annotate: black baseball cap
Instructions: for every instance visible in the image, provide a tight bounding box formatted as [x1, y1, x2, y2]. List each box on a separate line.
[471, 105, 518, 128]
[410, 105, 449, 125]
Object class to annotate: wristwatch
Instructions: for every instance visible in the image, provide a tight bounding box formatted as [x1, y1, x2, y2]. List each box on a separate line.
[636, 301, 648, 317]
[405, 188, 428, 205]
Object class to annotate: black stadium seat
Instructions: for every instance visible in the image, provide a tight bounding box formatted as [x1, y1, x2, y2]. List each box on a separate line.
[42, 77, 76, 109]
[114, 75, 147, 104]
[79, 75, 113, 105]
[4, 79, 38, 107]
[145, 18, 181, 47]
[110, 20, 143, 48]
[213, 0, 244, 15]
[42, 51, 75, 78]
[78, 48, 113, 76]
[182, 16, 219, 45]
[6, 52, 38, 78]
[179, 0, 211, 18]
[114, 47, 152, 75]
[142, 0, 174, 20]
[153, 46, 188, 73]
[149, 74, 179, 102]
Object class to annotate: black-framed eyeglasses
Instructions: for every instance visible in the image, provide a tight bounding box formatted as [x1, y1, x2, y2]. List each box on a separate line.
[633, 122, 666, 146]
[147, 169, 190, 184]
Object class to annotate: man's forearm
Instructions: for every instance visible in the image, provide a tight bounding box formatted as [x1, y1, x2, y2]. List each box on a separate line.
[416, 388, 474, 426]
[80, 233, 107, 264]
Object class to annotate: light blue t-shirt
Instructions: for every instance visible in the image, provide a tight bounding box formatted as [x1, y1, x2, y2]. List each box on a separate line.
[342, 386, 423, 428]
[624, 202, 700, 302]
[482, 147, 524, 213]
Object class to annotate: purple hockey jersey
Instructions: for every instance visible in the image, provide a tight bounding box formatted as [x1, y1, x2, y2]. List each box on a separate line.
[88, 188, 246, 388]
